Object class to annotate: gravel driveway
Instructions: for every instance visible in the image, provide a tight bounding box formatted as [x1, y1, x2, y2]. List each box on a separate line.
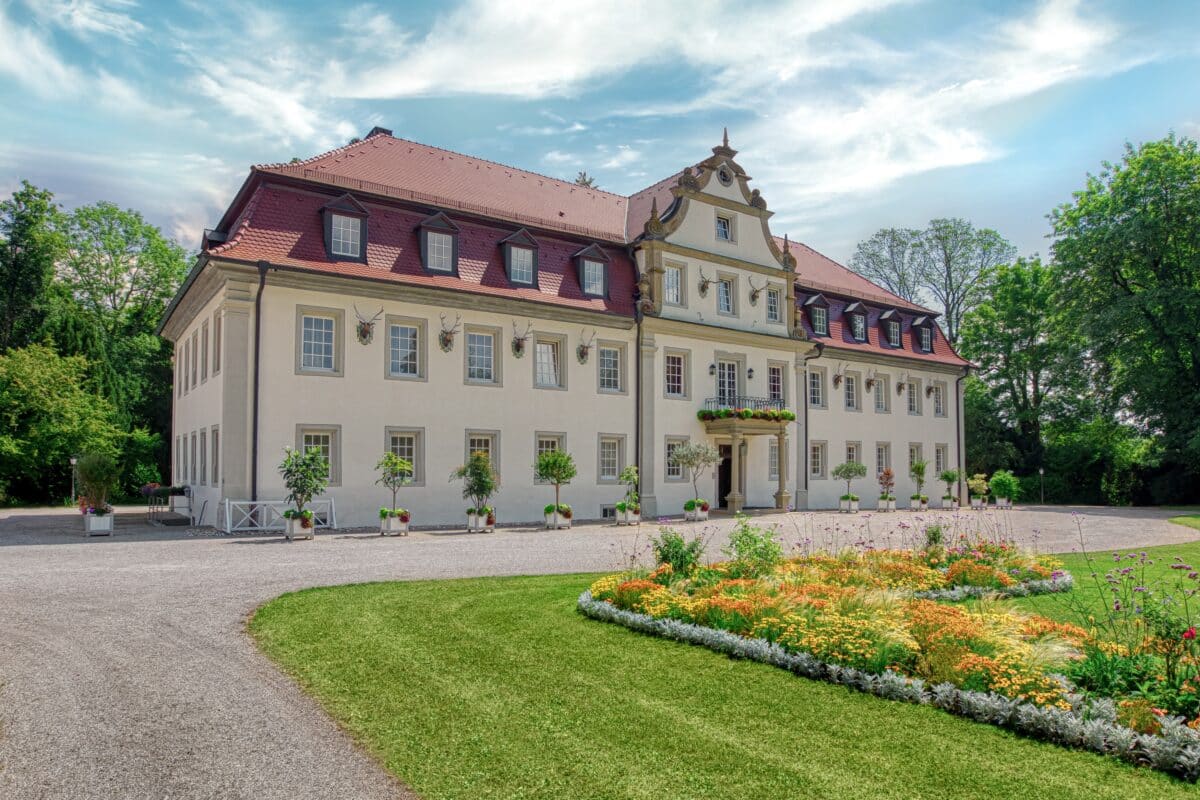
[0, 504, 1195, 799]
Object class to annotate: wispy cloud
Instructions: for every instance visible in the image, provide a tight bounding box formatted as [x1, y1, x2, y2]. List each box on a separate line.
[26, 0, 146, 43]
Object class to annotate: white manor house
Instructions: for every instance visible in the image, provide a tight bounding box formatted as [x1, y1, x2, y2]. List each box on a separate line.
[160, 128, 968, 528]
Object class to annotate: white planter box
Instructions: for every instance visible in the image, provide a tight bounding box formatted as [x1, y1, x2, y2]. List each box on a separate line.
[940, 497, 956, 509]
[995, 497, 1012, 509]
[884, 499, 896, 512]
[544, 513, 570, 530]
[285, 517, 313, 540]
[696, 508, 709, 521]
[468, 513, 494, 533]
[684, 510, 696, 521]
[83, 513, 113, 535]
[627, 511, 640, 525]
[380, 516, 409, 535]
[911, 499, 928, 511]
[839, 499, 859, 513]
[971, 497, 986, 510]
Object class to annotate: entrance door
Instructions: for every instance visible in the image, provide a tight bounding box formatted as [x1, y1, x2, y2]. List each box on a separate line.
[718, 445, 732, 508]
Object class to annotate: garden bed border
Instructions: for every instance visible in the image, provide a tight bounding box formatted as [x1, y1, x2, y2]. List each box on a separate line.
[577, 589, 1200, 782]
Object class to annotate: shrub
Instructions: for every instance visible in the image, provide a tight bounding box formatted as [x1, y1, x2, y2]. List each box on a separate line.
[452, 451, 497, 514]
[878, 468, 895, 500]
[279, 446, 329, 517]
[939, 469, 960, 500]
[535, 449, 577, 520]
[652, 528, 706, 575]
[989, 469, 1020, 500]
[76, 452, 117, 513]
[722, 515, 782, 576]
[924, 524, 943, 548]
[832, 461, 867, 502]
[375, 452, 413, 513]
[968, 473, 990, 498]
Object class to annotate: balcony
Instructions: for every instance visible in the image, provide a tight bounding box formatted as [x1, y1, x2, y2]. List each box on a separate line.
[702, 396, 785, 412]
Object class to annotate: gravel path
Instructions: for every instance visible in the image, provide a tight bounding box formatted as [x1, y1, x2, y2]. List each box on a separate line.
[0, 504, 1195, 799]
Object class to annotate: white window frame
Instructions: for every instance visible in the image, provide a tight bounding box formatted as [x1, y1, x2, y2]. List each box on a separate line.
[769, 437, 780, 481]
[296, 306, 344, 377]
[510, 246, 534, 285]
[597, 342, 625, 394]
[715, 214, 733, 241]
[846, 441, 860, 466]
[330, 214, 362, 258]
[211, 426, 220, 487]
[935, 443, 948, 475]
[665, 436, 688, 481]
[582, 259, 605, 297]
[933, 382, 946, 417]
[297, 424, 341, 486]
[920, 326, 933, 352]
[766, 288, 782, 323]
[887, 320, 901, 347]
[767, 363, 785, 403]
[212, 310, 222, 375]
[199, 429, 207, 486]
[387, 319, 424, 380]
[534, 432, 565, 483]
[844, 374, 859, 412]
[464, 326, 502, 386]
[811, 306, 828, 335]
[808, 367, 826, 409]
[716, 276, 736, 316]
[907, 380, 921, 415]
[534, 336, 564, 389]
[200, 320, 209, 384]
[663, 264, 683, 306]
[875, 442, 890, 476]
[386, 427, 425, 486]
[465, 430, 501, 481]
[850, 314, 866, 341]
[664, 349, 689, 399]
[597, 434, 625, 483]
[809, 441, 827, 479]
[426, 230, 454, 272]
[873, 377, 890, 413]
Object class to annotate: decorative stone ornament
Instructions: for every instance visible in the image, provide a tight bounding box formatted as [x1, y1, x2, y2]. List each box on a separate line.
[643, 197, 665, 240]
[677, 166, 700, 191]
[353, 305, 383, 345]
[511, 320, 532, 358]
[438, 313, 461, 353]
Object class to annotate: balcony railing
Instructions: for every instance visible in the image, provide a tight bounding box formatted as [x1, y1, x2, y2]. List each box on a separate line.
[703, 396, 785, 412]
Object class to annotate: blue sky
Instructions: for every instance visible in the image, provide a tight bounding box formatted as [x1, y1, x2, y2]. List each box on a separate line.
[1, 0, 1198, 263]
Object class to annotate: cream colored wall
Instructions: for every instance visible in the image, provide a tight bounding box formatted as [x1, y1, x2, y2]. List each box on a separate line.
[804, 352, 961, 510]
[170, 289, 226, 525]
[251, 285, 637, 527]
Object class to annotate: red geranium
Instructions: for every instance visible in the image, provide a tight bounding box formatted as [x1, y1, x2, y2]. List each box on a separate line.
[1184, 626, 1196, 641]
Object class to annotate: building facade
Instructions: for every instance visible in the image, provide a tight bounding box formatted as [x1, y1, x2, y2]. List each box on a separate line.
[160, 128, 969, 528]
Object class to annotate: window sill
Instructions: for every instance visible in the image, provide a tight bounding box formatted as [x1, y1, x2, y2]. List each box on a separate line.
[535, 384, 567, 391]
[297, 368, 344, 378]
[386, 373, 427, 382]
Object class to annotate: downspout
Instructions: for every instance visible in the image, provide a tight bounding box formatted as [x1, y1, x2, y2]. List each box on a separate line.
[250, 260, 269, 502]
[628, 244, 643, 503]
[955, 366, 969, 507]
[798, 341, 824, 507]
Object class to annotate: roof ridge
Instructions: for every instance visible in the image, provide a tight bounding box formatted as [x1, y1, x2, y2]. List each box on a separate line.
[253, 134, 376, 171]
[209, 187, 263, 256]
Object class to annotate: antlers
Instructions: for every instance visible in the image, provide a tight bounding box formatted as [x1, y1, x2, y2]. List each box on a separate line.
[580, 328, 596, 349]
[440, 313, 462, 335]
[747, 277, 766, 305]
[512, 320, 533, 340]
[697, 267, 712, 297]
[354, 304, 383, 325]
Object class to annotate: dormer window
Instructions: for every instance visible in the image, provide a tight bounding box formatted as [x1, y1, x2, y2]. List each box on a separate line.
[500, 228, 539, 288]
[879, 309, 903, 348]
[912, 316, 935, 352]
[573, 243, 610, 299]
[803, 294, 830, 336]
[920, 326, 932, 351]
[417, 212, 460, 275]
[715, 215, 732, 241]
[321, 194, 369, 262]
[844, 301, 868, 342]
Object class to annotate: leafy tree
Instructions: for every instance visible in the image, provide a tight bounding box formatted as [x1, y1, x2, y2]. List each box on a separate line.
[849, 227, 924, 303]
[1052, 133, 1200, 477]
[669, 441, 721, 506]
[0, 182, 63, 351]
[0, 344, 122, 502]
[574, 171, 597, 188]
[909, 458, 929, 499]
[279, 446, 330, 516]
[914, 218, 1016, 345]
[535, 449, 577, 518]
[963, 376, 1020, 476]
[452, 451, 497, 514]
[375, 452, 413, 511]
[831, 460, 867, 499]
[939, 469, 960, 501]
[959, 257, 1092, 465]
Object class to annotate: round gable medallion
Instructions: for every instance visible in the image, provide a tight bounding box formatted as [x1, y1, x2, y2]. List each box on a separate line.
[717, 167, 733, 186]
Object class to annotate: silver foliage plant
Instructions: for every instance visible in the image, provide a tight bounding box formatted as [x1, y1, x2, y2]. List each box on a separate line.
[578, 590, 1200, 782]
[911, 573, 1074, 602]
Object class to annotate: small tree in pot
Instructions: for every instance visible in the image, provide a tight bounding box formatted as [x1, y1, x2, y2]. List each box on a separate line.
[452, 451, 497, 532]
[535, 449, 577, 529]
[968, 473, 990, 509]
[375, 452, 414, 535]
[616, 464, 640, 525]
[908, 458, 929, 510]
[832, 460, 867, 513]
[988, 469, 1020, 509]
[279, 446, 329, 540]
[77, 452, 118, 535]
[877, 467, 896, 511]
[670, 441, 720, 520]
[938, 468, 960, 509]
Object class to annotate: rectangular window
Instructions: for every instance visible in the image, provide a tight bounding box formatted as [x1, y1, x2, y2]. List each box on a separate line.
[534, 434, 563, 481]
[665, 437, 687, 481]
[844, 375, 858, 411]
[887, 320, 901, 347]
[389, 324, 420, 378]
[715, 215, 732, 241]
[388, 430, 422, 484]
[874, 378, 888, 412]
[717, 360, 738, 405]
[933, 384, 945, 416]
[190, 432, 197, 483]
[175, 435, 181, 482]
[908, 381, 920, 415]
[664, 353, 686, 398]
[909, 444, 923, 468]
[598, 436, 623, 482]
[190, 332, 198, 387]
[465, 432, 498, 479]
[766, 288, 781, 322]
[851, 314, 866, 341]
[598, 345, 622, 392]
[199, 429, 207, 486]
[582, 259, 605, 296]
[176, 356, 182, 397]
[212, 311, 222, 374]
[211, 427, 220, 486]
[510, 246, 534, 284]
[181, 434, 188, 482]
[664, 265, 682, 305]
[875, 443, 890, 475]
[717, 279, 734, 314]
[330, 214, 361, 257]
[201, 321, 209, 383]
[768, 364, 784, 403]
[920, 326, 933, 352]
[303, 431, 333, 476]
[808, 369, 824, 407]
[301, 315, 336, 372]
[935, 444, 947, 474]
[427, 231, 454, 272]
[811, 306, 828, 335]
[535, 339, 562, 388]
[467, 331, 496, 383]
[846, 442, 859, 465]
[809, 442, 826, 479]
[769, 438, 779, 481]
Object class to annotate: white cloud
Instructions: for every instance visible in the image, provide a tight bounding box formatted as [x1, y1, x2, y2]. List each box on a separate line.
[0, 6, 81, 95]
[600, 145, 640, 169]
[542, 150, 578, 165]
[26, 0, 146, 43]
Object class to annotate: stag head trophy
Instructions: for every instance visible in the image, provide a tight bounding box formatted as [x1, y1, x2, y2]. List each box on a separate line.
[747, 277, 766, 306]
[831, 362, 846, 388]
[511, 320, 533, 358]
[439, 313, 462, 353]
[897, 372, 909, 395]
[864, 368, 878, 392]
[697, 267, 712, 298]
[353, 305, 383, 345]
[577, 328, 596, 364]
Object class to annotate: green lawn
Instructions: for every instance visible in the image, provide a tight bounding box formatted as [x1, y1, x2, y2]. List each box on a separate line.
[250, 540, 1200, 799]
[1169, 513, 1200, 532]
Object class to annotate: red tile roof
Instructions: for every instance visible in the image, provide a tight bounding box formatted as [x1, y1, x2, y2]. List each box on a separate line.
[211, 184, 635, 316]
[776, 235, 932, 314]
[796, 292, 968, 367]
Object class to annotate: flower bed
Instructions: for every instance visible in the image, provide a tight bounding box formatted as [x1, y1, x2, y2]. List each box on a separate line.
[581, 519, 1200, 780]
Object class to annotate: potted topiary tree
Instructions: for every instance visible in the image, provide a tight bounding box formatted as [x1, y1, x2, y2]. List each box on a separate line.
[832, 461, 867, 513]
[535, 449, 577, 529]
[375, 452, 414, 535]
[968, 473, 989, 509]
[989, 469, 1019, 509]
[670, 441, 720, 521]
[279, 446, 329, 540]
[616, 464, 640, 525]
[453, 451, 497, 532]
[909, 458, 929, 511]
[77, 453, 117, 535]
[877, 467, 896, 512]
[938, 468, 960, 509]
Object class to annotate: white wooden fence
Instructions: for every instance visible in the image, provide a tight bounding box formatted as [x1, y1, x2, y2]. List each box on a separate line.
[219, 499, 337, 534]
